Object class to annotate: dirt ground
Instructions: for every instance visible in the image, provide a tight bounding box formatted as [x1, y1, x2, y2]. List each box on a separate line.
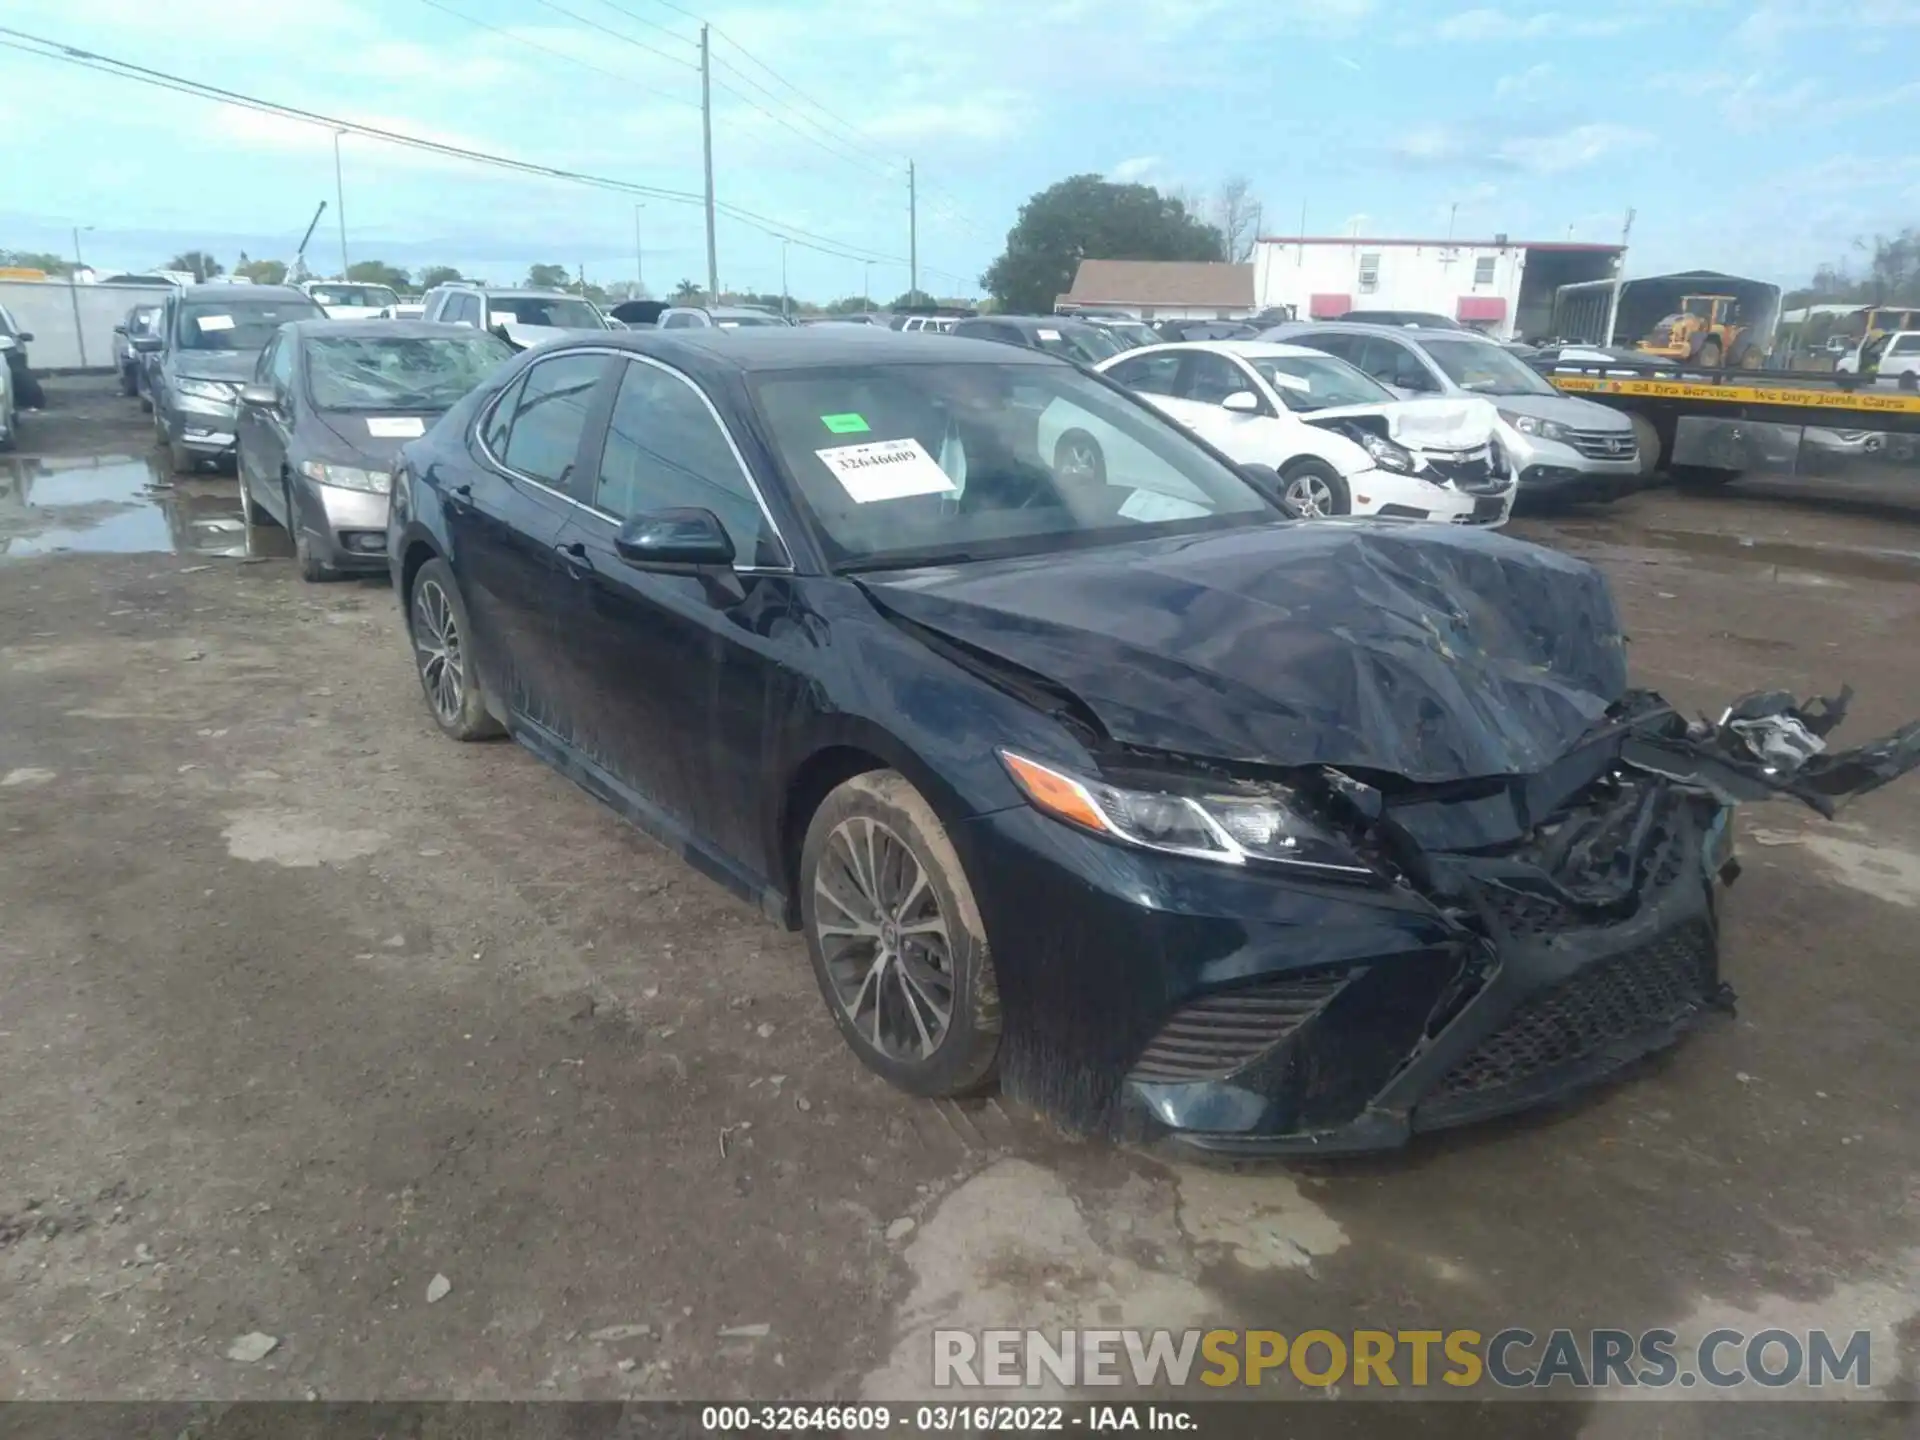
[2, 379, 1918, 1429]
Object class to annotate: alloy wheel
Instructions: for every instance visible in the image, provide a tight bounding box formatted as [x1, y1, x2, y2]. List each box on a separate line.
[813, 816, 954, 1062]
[1056, 437, 1102, 484]
[412, 578, 465, 725]
[1285, 473, 1334, 517]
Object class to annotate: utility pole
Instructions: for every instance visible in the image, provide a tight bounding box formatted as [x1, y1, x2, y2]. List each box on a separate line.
[633, 203, 645, 296]
[1603, 206, 1636, 348]
[908, 160, 918, 300]
[780, 238, 790, 321]
[69, 225, 92, 368]
[863, 259, 872, 310]
[700, 24, 718, 303]
[333, 130, 350, 277]
[1446, 202, 1457, 244]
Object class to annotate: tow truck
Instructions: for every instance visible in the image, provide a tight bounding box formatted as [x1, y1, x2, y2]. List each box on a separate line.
[1533, 350, 1920, 486]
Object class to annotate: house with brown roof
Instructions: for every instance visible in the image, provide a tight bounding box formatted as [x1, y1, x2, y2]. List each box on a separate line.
[1056, 259, 1255, 321]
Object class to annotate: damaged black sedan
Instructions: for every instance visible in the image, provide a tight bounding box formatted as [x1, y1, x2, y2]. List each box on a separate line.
[387, 328, 1920, 1153]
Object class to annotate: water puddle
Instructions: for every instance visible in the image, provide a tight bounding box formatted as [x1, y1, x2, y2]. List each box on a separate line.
[0, 453, 290, 560]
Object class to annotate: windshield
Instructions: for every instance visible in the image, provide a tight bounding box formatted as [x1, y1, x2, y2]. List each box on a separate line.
[1420, 337, 1555, 396]
[1248, 354, 1395, 411]
[309, 284, 398, 308]
[1099, 322, 1159, 350]
[176, 299, 322, 352]
[304, 333, 514, 411]
[751, 361, 1277, 569]
[1034, 326, 1121, 364]
[490, 296, 608, 329]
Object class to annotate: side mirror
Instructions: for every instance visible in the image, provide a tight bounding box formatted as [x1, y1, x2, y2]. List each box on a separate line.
[17, 332, 32, 343]
[113, 324, 127, 335]
[237, 384, 278, 409]
[1222, 390, 1262, 414]
[131, 334, 163, 353]
[613, 507, 736, 569]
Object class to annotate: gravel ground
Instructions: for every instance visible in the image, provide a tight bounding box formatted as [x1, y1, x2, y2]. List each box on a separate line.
[2, 379, 1917, 1431]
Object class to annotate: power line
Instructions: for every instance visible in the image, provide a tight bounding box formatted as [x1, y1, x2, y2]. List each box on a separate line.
[0, 26, 909, 268]
[410, 0, 699, 110]
[525, 0, 696, 70]
[580, 0, 703, 49]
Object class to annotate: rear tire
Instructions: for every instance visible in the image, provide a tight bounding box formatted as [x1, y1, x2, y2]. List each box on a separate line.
[800, 770, 1001, 1098]
[407, 557, 503, 741]
[1279, 458, 1351, 518]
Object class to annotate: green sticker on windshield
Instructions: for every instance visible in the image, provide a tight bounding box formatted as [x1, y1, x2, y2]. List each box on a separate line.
[821, 412, 870, 434]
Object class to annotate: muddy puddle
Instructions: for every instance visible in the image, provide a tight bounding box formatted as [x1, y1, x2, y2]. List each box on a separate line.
[0, 453, 292, 561]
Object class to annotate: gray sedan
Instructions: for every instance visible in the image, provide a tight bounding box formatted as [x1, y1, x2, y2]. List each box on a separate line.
[235, 320, 512, 581]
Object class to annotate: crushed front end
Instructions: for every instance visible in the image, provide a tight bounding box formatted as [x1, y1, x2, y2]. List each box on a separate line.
[968, 689, 1919, 1157]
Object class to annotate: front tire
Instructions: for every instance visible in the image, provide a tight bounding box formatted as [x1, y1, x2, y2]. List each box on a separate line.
[1696, 338, 1723, 369]
[287, 478, 337, 582]
[407, 557, 502, 741]
[800, 770, 1001, 1098]
[235, 453, 273, 525]
[1279, 458, 1350, 518]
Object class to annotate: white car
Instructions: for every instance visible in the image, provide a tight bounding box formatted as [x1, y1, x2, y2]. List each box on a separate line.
[1096, 341, 1514, 524]
[1838, 330, 1920, 388]
[300, 281, 402, 320]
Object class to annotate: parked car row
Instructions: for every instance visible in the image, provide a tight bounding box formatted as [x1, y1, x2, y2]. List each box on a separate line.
[371, 323, 1920, 1154]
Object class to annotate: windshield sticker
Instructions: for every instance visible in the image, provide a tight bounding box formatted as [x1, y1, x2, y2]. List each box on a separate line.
[816, 437, 957, 503]
[1119, 488, 1211, 523]
[820, 412, 870, 434]
[366, 416, 426, 438]
[1037, 328, 1062, 341]
[1265, 370, 1311, 392]
[195, 315, 235, 332]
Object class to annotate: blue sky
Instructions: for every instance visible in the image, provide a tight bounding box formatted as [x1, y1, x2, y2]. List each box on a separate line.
[3, 0, 1918, 300]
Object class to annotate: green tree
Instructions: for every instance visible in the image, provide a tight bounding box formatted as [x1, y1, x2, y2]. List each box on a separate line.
[347, 259, 411, 289]
[671, 278, 705, 303]
[0, 249, 73, 277]
[980, 174, 1225, 313]
[418, 265, 464, 288]
[888, 289, 937, 310]
[825, 294, 873, 314]
[167, 250, 225, 282]
[233, 256, 288, 285]
[526, 263, 571, 289]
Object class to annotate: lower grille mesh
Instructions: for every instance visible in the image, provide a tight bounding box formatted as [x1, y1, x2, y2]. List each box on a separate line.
[1131, 970, 1355, 1083]
[1435, 923, 1713, 1097]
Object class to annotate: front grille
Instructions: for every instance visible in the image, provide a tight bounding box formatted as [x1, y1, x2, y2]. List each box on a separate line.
[1435, 923, 1713, 1097]
[1130, 969, 1356, 1083]
[1564, 427, 1638, 462]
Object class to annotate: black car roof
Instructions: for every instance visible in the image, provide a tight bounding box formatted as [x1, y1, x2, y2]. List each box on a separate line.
[176, 284, 316, 302]
[538, 327, 1065, 373]
[961, 315, 1102, 333]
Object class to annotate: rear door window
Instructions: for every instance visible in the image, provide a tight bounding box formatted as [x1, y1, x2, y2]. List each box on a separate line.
[1105, 352, 1182, 395]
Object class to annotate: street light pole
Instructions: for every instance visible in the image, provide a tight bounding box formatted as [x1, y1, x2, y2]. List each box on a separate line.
[68, 225, 92, 367]
[333, 130, 350, 278]
[863, 260, 872, 311]
[781, 238, 789, 321]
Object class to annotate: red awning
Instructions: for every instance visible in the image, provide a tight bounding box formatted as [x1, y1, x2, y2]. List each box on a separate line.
[1309, 292, 1351, 319]
[1457, 296, 1507, 322]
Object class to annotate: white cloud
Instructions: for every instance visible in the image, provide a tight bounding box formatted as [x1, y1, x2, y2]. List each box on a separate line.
[1499, 122, 1650, 174]
[1494, 62, 1554, 98]
[1107, 156, 1161, 182]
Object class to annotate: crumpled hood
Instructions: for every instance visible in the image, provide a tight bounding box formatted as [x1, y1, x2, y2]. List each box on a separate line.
[1308, 396, 1498, 451]
[172, 352, 259, 383]
[860, 523, 1627, 782]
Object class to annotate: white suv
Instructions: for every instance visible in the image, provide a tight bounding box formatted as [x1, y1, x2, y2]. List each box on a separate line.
[420, 284, 614, 348]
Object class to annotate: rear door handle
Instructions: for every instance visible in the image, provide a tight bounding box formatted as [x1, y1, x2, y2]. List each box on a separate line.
[555, 539, 593, 577]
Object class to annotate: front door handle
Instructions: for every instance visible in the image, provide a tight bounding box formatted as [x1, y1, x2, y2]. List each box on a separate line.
[555, 539, 593, 577]
[446, 481, 473, 510]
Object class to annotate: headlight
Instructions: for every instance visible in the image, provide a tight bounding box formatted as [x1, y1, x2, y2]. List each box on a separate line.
[299, 460, 390, 493]
[1000, 751, 1374, 878]
[1498, 409, 1568, 443]
[175, 377, 233, 401]
[1355, 430, 1415, 473]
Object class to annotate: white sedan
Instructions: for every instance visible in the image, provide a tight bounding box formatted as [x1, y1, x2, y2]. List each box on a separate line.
[1096, 341, 1515, 524]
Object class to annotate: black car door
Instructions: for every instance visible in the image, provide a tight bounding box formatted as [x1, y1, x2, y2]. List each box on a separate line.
[451, 350, 616, 729]
[548, 355, 797, 890]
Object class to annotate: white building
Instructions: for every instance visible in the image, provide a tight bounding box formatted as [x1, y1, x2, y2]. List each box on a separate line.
[1252, 236, 1623, 341]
